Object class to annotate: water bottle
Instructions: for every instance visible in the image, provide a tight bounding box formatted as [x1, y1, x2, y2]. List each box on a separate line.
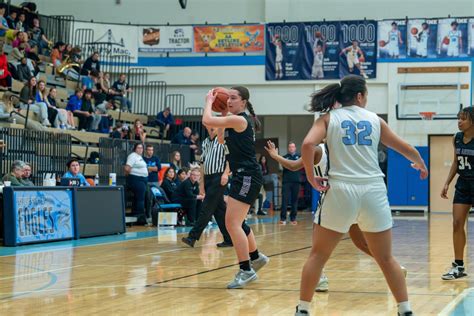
[94, 174, 99, 186]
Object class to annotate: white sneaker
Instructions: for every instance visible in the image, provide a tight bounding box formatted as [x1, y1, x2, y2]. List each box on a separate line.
[251, 253, 269, 272]
[401, 265, 407, 278]
[442, 262, 467, 280]
[315, 273, 329, 292]
[227, 269, 258, 289]
[295, 306, 309, 315]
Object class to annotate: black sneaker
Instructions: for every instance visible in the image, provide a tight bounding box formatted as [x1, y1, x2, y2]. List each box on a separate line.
[398, 312, 413, 316]
[181, 237, 196, 248]
[257, 210, 267, 215]
[441, 262, 467, 280]
[216, 241, 233, 248]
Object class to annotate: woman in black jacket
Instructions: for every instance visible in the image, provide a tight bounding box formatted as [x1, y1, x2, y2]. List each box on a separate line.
[161, 167, 177, 201]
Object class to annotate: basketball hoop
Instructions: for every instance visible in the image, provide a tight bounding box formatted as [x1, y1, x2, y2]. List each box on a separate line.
[419, 111, 436, 120]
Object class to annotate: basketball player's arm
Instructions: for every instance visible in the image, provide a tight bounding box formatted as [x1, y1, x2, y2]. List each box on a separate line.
[217, 127, 225, 145]
[379, 118, 428, 179]
[221, 161, 230, 186]
[202, 90, 247, 132]
[265, 140, 322, 171]
[301, 116, 329, 191]
[441, 136, 458, 199]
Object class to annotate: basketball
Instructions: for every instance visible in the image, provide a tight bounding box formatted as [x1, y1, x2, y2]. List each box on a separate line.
[359, 55, 365, 63]
[443, 36, 450, 45]
[212, 87, 229, 112]
[410, 27, 418, 35]
[379, 40, 387, 47]
[315, 31, 322, 37]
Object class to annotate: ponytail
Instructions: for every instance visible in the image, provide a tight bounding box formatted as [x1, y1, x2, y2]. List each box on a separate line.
[246, 101, 261, 132]
[309, 75, 367, 113]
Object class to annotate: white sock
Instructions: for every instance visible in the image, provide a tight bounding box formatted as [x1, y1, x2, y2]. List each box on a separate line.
[298, 300, 310, 311]
[398, 301, 411, 314]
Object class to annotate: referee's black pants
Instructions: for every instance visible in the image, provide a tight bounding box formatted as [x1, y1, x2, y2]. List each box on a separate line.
[281, 181, 300, 221]
[188, 173, 232, 243]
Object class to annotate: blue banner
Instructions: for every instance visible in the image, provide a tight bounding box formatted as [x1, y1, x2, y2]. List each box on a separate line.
[437, 18, 469, 58]
[13, 190, 74, 244]
[378, 19, 408, 59]
[265, 20, 377, 81]
[407, 19, 438, 58]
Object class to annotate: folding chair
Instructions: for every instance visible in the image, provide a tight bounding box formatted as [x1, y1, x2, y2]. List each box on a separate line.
[150, 186, 182, 227]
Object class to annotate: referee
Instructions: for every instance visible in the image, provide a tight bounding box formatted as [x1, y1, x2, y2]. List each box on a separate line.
[182, 126, 233, 248]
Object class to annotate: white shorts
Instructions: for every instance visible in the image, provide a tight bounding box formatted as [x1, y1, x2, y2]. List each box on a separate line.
[311, 65, 324, 78]
[314, 177, 392, 233]
[447, 45, 459, 57]
[388, 43, 399, 57]
[347, 55, 359, 69]
[416, 44, 427, 57]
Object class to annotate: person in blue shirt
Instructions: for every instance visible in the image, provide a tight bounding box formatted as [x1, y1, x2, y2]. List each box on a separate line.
[0, 5, 10, 38]
[62, 158, 90, 186]
[143, 144, 161, 186]
[67, 88, 92, 131]
[155, 107, 175, 138]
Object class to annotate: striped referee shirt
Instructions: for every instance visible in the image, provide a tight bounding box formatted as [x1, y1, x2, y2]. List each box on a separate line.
[201, 136, 226, 175]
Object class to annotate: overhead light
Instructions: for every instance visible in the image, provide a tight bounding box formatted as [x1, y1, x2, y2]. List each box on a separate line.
[179, 0, 187, 9]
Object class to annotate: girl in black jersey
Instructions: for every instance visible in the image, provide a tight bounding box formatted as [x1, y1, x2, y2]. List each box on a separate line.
[203, 86, 269, 289]
[441, 106, 474, 280]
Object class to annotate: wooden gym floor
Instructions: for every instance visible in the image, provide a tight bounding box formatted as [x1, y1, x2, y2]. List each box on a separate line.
[0, 212, 473, 315]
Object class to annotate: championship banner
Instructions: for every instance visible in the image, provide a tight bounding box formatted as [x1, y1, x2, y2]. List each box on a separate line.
[377, 19, 407, 59]
[74, 21, 138, 63]
[12, 190, 74, 245]
[407, 19, 438, 58]
[138, 26, 193, 53]
[470, 19, 474, 56]
[266, 20, 377, 81]
[193, 25, 264, 53]
[437, 18, 469, 57]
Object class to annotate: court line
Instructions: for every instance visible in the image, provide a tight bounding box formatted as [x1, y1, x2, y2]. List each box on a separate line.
[0, 265, 84, 281]
[438, 287, 474, 316]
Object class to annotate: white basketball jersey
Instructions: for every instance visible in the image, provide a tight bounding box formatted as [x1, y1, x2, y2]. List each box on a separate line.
[448, 30, 461, 47]
[419, 31, 429, 46]
[314, 51, 323, 66]
[326, 106, 384, 180]
[389, 30, 399, 44]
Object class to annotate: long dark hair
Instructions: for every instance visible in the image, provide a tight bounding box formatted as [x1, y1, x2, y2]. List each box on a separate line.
[458, 106, 474, 123]
[231, 86, 261, 132]
[309, 75, 367, 113]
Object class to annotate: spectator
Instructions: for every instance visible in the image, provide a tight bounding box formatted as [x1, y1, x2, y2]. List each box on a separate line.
[6, 10, 17, 29]
[171, 126, 192, 145]
[124, 143, 149, 225]
[189, 130, 200, 162]
[50, 41, 65, 67]
[111, 73, 132, 112]
[280, 142, 301, 225]
[2, 160, 27, 186]
[16, 57, 33, 82]
[110, 121, 129, 139]
[175, 168, 187, 186]
[172, 167, 204, 226]
[0, 44, 12, 89]
[170, 150, 182, 171]
[82, 89, 101, 131]
[80, 51, 100, 76]
[0, 4, 10, 39]
[94, 99, 114, 133]
[67, 88, 92, 131]
[28, 18, 51, 54]
[161, 167, 177, 201]
[47, 87, 72, 129]
[130, 119, 146, 143]
[62, 158, 90, 186]
[154, 107, 175, 138]
[259, 154, 278, 213]
[0, 91, 46, 131]
[20, 162, 34, 186]
[19, 76, 50, 126]
[99, 72, 114, 100]
[143, 144, 161, 216]
[16, 12, 26, 32]
[62, 46, 82, 80]
[36, 80, 58, 127]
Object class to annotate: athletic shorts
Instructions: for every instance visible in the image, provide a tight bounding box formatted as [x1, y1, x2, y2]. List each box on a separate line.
[454, 177, 474, 205]
[314, 177, 392, 233]
[447, 45, 459, 57]
[229, 168, 263, 205]
[388, 43, 400, 57]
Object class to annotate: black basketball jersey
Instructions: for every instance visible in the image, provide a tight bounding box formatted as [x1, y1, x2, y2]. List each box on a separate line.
[455, 132, 474, 178]
[225, 112, 259, 172]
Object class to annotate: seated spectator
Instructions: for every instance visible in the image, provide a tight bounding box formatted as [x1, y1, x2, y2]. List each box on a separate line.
[13, 31, 39, 62]
[0, 4, 10, 39]
[82, 69, 106, 103]
[19, 76, 51, 126]
[99, 72, 113, 100]
[111, 73, 133, 112]
[80, 51, 100, 76]
[172, 167, 204, 226]
[20, 162, 34, 186]
[16, 57, 33, 82]
[169, 150, 182, 171]
[0, 44, 12, 89]
[62, 44, 72, 60]
[189, 130, 200, 162]
[50, 41, 65, 67]
[110, 122, 129, 139]
[63, 158, 90, 186]
[94, 99, 114, 133]
[28, 18, 51, 54]
[0, 91, 47, 131]
[154, 107, 175, 138]
[48, 87, 72, 129]
[61, 46, 82, 80]
[36, 80, 58, 127]
[175, 168, 188, 186]
[124, 143, 149, 225]
[130, 119, 146, 143]
[2, 160, 27, 186]
[82, 89, 101, 131]
[161, 167, 177, 200]
[16, 12, 26, 32]
[67, 88, 92, 131]
[171, 126, 192, 145]
[6, 10, 17, 29]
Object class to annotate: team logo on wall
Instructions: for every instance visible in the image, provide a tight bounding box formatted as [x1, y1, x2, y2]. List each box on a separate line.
[407, 19, 438, 58]
[437, 18, 469, 57]
[377, 19, 407, 59]
[142, 28, 160, 46]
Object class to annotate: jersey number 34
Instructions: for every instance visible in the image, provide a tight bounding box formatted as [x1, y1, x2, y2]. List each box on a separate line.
[341, 120, 372, 146]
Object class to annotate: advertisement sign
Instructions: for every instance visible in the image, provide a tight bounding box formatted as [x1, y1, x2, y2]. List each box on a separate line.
[138, 26, 193, 53]
[194, 24, 264, 53]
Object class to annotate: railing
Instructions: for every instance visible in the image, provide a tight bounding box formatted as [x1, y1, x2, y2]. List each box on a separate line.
[39, 14, 75, 44]
[183, 107, 206, 140]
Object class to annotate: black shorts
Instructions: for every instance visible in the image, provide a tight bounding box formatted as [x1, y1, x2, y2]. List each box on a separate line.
[229, 168, 263, 205]
[454, 177, 474, 205]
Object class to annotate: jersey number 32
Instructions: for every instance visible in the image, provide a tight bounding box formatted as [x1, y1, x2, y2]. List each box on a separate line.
[341, 120, 372, 146]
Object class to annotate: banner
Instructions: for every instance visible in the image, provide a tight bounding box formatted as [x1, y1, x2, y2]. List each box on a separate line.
[13, 190, 74, 244]
[377, 19, 407, 59]
[470, 19, 474, 56]
[138, 26, 193, 53]
[74, 21, 138, 63]
[437, 18, 469, 57]
[407, 19, 438, 58]
[265, 20, 377, 81]
[193, 25, 264, 53]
